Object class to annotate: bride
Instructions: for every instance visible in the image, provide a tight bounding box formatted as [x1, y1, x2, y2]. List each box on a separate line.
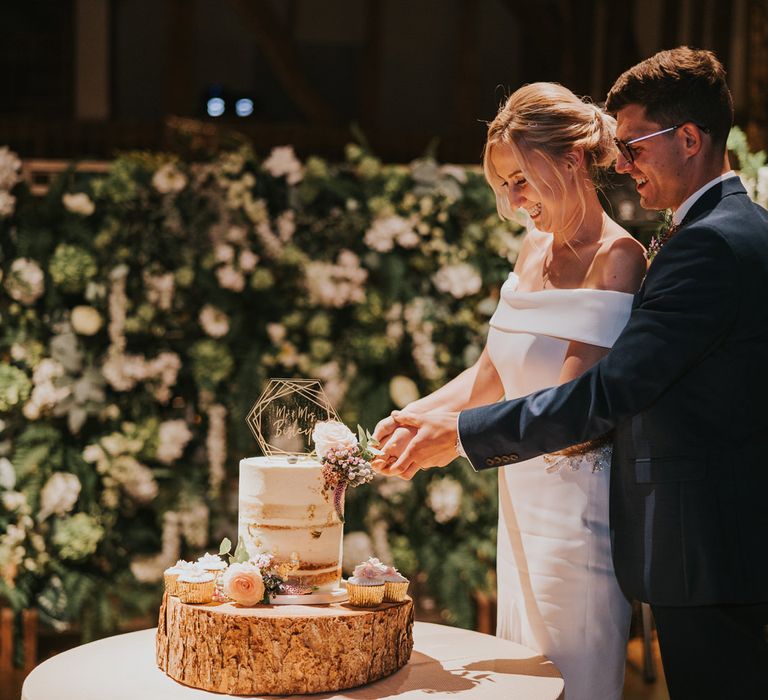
[373, 82, 647, 700]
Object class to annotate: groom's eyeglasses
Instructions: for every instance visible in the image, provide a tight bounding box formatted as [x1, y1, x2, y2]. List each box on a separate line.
[614, 123, 711, 164]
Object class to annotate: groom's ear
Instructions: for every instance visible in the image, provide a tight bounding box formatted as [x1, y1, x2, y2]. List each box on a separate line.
[679, 123, 704, 157]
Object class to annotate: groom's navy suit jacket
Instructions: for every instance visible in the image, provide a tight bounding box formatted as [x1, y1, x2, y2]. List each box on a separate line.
[459, 178, 768, 606]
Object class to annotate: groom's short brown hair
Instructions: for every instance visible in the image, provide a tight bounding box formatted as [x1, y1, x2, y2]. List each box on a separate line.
[606, 46, 734, 148]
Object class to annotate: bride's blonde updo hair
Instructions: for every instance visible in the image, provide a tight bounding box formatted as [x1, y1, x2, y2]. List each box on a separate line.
[483, 82, 616, 224]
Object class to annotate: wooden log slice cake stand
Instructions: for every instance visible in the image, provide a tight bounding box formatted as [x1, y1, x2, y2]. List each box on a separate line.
[156, 592, 415, 695]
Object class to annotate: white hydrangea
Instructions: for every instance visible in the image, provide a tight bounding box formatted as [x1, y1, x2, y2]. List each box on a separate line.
[5, 258, 45, 305]
[110, 454, 158, 503]
[216, 265, 245, 292]
[152, 163, 187, 194]
[198, 304, 230, 338]
[39, 472, 82, 520]
[426, 476, 463, 524]
[262, 145, 303, 185]
[0, 146, 21, 190]
[156, 419, 193, 464]
[363, 215, 419, 252]
[62, 192, 95, 216]
[432, 262, 483, 299]
[305, 250, 367, 308]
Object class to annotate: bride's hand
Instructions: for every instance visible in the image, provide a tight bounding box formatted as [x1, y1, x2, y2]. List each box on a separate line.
[371, 425, 418, 475]
[372, 413, 399, 446]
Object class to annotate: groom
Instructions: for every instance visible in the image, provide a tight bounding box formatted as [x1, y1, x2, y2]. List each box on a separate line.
[380, 47, 768, 699]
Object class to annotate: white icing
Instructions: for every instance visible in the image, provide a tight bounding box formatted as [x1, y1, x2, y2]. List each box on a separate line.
[197, 553, 227, 570]
[238, 456, 343, 593]
[178, 570, 215, 584]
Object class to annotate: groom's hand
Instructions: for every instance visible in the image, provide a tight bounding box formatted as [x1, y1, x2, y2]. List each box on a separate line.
[387, 410, 460, 480]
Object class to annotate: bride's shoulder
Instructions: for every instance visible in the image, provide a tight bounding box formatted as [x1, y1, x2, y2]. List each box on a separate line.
[589, 222, 647, 294]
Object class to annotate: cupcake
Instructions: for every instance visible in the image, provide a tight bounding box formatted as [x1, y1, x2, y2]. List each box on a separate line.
[197, 552, 229, 598]
[196, 552, 228, 574]
[177, 570, 216, 604]
[382, 565, 409, 602]
[163, 560, 199, 596]
[347, 560, 386, 607]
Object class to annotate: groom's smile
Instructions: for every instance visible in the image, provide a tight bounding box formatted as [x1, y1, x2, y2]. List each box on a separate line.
[614, 104, 689, 212]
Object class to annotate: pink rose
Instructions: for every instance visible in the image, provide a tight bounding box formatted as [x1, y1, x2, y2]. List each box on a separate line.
[222, 563, 265, 606]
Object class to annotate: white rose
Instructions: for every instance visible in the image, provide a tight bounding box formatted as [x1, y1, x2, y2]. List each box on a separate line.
[312, 421, 358, 459]
[389, 375, 420, 408]
[198, 305, 230, 338]
[6, 258, 45, 305]
[62, 192, 95, 216]
[39, 472, 81, 520]
[0, 457, 15, 490]
[71, 306, 103, 335]
[152, 163, 187, 194]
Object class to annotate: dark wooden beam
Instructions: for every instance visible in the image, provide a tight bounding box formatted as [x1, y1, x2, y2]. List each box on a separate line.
[227, 0, 336, 125]
[454, 0, 480, 126]
[360, 0, 382, 131]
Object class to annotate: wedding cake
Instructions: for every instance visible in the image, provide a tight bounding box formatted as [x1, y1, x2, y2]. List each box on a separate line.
[155, 380, 414, 695]
[238, 455, 343, 592]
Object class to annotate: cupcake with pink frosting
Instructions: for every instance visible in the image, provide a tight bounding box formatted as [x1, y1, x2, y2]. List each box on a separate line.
[382, 565, 409, 602]
[347, 558, 387, 607]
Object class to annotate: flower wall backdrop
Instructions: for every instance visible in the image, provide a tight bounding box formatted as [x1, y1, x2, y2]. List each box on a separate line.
[2, 128, 764, 650]
[0, 141, 526, 646]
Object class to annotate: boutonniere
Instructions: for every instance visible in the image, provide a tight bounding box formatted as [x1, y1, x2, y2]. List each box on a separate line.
[647, 211, 678, 262]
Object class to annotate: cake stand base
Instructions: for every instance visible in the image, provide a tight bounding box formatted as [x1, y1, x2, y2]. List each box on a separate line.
[156, 592, 414, 695]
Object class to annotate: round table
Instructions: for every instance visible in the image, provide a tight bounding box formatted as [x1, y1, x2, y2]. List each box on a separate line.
[22, 622, 564, 699]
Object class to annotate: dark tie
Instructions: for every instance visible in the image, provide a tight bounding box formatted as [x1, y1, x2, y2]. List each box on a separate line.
[648, 222, 679, 260]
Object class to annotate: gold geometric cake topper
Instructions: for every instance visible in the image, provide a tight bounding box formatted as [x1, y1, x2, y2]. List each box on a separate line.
[246, 378, 342, 457]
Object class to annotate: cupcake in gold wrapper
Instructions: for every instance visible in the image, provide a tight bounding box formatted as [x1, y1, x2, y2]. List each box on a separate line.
[163, 560, 199, 596]
[347, 559, 387, 607]
[382, 564, 409, 602]
[177, 571, 216, 604]
[346, 581, 385, 607]
[196, 552, 228, 598]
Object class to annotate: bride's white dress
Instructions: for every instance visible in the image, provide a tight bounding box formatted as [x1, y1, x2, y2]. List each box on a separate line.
[486, 271, 633, 700]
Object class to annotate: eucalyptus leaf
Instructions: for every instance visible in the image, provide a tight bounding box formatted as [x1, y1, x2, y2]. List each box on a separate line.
[232, 536, 249, 564]
[219, 537, 232, 556]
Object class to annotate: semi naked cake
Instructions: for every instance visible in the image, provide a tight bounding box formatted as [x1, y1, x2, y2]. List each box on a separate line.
[156, 406, 414, 695]
[238, 455, 342, 592]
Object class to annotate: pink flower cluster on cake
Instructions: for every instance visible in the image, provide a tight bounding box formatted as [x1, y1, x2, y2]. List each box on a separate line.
[312, 421, 377, 521]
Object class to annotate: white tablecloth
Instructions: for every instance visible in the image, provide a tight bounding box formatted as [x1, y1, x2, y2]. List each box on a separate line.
[22, 621, 564, 699]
